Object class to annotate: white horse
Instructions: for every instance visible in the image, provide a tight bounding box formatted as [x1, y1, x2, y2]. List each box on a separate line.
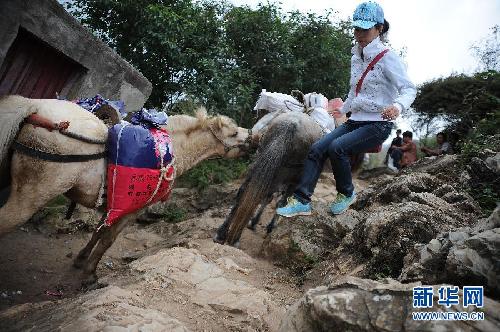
[0, 95, 249, 283]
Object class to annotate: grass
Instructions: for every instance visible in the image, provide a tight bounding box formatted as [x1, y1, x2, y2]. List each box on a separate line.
[176, 156, 251, 190]
[160, 204, 187, 223]
[46, 195, 70, 208]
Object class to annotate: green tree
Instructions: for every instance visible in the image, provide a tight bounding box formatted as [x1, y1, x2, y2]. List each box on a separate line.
[412, 40, 500, 214]
[413, 71, 500, 138]
[224, 4, 292, 92]
[288, 13, 352, 99]
[65, 0, 226, 111]
[64, 1, 352, 128]
[414, 26, 500, 139]
[471, 25, 500, 71]
[224, 5, 351, 99]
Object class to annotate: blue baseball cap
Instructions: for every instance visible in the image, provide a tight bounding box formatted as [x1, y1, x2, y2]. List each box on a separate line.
[353, 2, 384, 29]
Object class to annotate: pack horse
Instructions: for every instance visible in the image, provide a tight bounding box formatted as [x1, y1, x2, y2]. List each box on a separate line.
[0, 95, 249, 284]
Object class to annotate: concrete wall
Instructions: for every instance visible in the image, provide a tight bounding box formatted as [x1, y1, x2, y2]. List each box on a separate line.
[0, 0, 152, 112]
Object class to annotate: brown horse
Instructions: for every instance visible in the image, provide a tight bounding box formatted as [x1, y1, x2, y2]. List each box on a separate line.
[214, 109, 367, 246]
[214, 111, 324, 245]
[0, 95, 249, 283]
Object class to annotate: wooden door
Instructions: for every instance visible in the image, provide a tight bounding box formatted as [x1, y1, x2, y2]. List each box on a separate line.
[0, 28, 85, 98]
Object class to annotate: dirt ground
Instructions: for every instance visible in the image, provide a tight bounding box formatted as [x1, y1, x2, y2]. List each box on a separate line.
[0, 174, 369, 330]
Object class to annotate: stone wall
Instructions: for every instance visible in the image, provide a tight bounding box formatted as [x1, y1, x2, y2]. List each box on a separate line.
[0, 0, 152, 111]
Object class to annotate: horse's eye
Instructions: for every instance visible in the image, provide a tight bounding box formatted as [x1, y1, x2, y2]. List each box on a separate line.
[231, 132, 238, 137]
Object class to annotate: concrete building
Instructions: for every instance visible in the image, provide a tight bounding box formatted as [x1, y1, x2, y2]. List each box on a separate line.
[0, 0, 152, 112]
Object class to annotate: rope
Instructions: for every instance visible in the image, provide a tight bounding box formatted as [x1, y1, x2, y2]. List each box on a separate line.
[208, 124, 242, 153]
[145, 130, 176, 205]
[104, 123, 129, 225]
[59, 130, 107, 144]
[12, 141, 106, 162]
[283, 99, 305, 112]
[145, 156, 176, 206]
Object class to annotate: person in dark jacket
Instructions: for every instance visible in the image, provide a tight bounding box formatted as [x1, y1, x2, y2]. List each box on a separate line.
[385, 129, 402, 164]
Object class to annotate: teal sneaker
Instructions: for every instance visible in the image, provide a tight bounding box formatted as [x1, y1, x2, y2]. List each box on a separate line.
[276, 196, 312, 217]
[330, 192, 356, 215]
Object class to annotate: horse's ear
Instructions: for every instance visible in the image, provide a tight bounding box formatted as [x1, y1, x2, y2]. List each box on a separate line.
[215, 116, 224, 130]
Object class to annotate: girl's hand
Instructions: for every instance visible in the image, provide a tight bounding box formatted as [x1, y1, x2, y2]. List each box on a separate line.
[328, 98, 344, 118]
[381, 105, 400, 121]
[329, 110, 343, 118]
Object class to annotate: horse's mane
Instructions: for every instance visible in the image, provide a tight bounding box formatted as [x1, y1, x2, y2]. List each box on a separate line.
[166, 108, 235, 135]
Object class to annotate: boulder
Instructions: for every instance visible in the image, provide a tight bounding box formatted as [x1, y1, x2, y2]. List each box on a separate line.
[403, 154, 459, 176]
[400, 207, 500, 297]
[279, 276, 500, 332]
[349, 200, 471, 279]
[446, 228, 500, 295]
[261, 170, 477, 282]
[354, 171, 479, 216]
[260, 203, 363, 271]
[0, 286, 190, 332]
[130, 246, 284, 331]
[353, 173, 440, 209]
[485, 152, 500, 173]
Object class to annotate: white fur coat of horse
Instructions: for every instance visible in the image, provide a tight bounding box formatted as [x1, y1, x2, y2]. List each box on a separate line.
[0, 95, 249, 283]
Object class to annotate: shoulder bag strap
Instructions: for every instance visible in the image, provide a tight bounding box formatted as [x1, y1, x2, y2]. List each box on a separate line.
[355, 49, 389, 96]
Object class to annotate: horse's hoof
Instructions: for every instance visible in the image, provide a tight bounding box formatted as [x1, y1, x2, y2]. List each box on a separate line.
[82, 280, 107, 292]
[229, 240, 240, 249]
[212, 234, 225, 244]
[266, 224, 275, 234]
[80, 274, 107, 291]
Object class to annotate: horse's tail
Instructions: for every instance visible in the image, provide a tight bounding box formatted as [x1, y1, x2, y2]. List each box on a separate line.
[224, 120, 298, 245]
[0, 96, 37, 190]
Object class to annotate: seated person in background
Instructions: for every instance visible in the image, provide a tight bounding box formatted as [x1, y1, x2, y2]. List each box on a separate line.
[385, 129, 402, 164]
[390, 131, 417, 169]
[421, 132, 453, 156]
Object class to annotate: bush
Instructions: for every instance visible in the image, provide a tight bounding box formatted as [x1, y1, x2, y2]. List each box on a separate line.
[176, 156, 250, 190]
[160, 204, 187, 223]
[459, 110, 500, 214]
[460, 110, 500, 162]
[413, 71, 500, 138]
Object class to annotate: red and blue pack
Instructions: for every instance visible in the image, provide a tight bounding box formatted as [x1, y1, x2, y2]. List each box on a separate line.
[105, 123, 174, 226]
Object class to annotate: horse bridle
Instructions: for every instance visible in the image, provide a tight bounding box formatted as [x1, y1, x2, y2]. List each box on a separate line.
[208, 124, 247, 153]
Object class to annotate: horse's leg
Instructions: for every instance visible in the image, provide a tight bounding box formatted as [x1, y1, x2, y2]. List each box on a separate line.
[266, 186, 295, 234]
[74, 217, 106, 269]
[81, 214, 134, 284]
[0, 154, 75, 235]
[266, 214, 281, 234]
[65, 201, 77, 220]
[265, 196, 287, 234]
[214, 176, 251, 244]
[214, 205, 237, 244]
[247, 194, 273, 231]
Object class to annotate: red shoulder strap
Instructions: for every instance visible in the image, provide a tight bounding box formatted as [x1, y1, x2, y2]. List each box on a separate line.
[355, 49, 389, 96]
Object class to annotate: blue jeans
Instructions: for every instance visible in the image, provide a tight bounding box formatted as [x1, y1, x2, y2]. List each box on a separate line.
[294, 120, 393, 203]
[390, 149, 403, 169]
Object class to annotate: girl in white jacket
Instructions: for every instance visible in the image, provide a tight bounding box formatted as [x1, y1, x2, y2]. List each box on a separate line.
[277, 1, 417, 217]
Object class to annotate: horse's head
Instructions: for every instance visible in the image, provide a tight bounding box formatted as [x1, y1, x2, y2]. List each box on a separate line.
[196, 109, 250, 158]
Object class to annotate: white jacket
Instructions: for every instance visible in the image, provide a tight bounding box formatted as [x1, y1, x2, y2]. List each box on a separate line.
[341, 37, 417, 122]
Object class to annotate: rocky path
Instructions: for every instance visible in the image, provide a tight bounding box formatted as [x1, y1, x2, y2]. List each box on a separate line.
[1, 154, 499, 331]
[0, 178, 323, 331]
